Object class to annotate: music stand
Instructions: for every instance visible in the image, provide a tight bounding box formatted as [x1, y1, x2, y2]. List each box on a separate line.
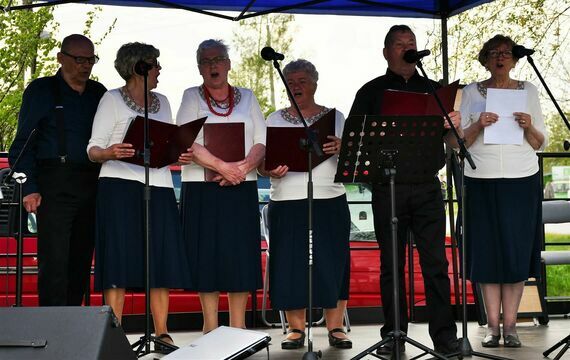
[336, 114, 449, 360]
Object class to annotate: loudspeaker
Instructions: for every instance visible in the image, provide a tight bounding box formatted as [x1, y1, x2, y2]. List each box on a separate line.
[0, 306, 136, 360]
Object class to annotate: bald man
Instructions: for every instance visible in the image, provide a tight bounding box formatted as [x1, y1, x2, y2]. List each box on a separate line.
[9, 34, 106, 306]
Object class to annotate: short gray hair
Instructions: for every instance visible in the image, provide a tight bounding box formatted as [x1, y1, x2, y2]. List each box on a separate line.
[196, 39, 229, 64]
[283, 59, 319, 83]
[114, 42, 160, 81]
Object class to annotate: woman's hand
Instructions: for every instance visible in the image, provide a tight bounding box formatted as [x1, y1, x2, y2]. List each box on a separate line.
[445, 111, 462, 129]
[478, 112, 499, 127]
[514, 112, 532, 130]
[323, 135, 341, 155]
[215, 160, 246, 186]
[268, 165, 289, 178]
[177, 147, 194, 165]
[106, 143, 135, 160]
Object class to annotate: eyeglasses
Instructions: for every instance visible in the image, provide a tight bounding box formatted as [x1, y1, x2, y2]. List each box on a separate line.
[199, 56, 228, 66]
[61, 51, 99, 65]
[487, 50, 513, 59]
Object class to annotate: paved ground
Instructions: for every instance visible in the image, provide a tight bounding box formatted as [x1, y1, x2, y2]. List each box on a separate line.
[129, 317, 570, 359]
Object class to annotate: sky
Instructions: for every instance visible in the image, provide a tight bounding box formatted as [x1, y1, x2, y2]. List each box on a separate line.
[52, 4, 438, 116]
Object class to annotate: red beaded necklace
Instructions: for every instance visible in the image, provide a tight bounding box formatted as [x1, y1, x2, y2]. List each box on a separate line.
[203, 84, 234, 117]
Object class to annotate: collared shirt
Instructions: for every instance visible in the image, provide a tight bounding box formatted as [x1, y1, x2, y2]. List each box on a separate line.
[8, 70, 106, 196]
[348, 68, 446, 183]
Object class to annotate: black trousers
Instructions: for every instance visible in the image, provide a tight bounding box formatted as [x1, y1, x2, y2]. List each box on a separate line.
[36, 164, 99, 306]
[372, 178, 457, 347]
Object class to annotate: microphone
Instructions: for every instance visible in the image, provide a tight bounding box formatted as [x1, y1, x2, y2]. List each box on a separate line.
[512, 45, 535, 58]
[403, 49, 431, 64]
[260, 47, 285, 61]
[134, 60, 152, 76]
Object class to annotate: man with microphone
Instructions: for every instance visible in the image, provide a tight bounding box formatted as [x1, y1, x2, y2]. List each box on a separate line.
[8, 34, 106, 306]
[349, 25, 461, 356]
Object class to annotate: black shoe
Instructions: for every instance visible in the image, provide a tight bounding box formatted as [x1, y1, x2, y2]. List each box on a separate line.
[154, 333, 177, 354]
[328, 328, 352, 349]
[376, 340, 405, 355]
[481, 334, 501, 348]
[434, 339, 460, 357]
[281, 329, 306, 350]
[503, 334, 521, 348]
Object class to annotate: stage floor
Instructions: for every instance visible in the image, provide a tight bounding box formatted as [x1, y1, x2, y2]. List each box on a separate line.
[129, 316, 569, 359]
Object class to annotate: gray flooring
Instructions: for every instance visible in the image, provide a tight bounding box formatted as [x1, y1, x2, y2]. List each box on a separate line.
[129, 317, 570, 359]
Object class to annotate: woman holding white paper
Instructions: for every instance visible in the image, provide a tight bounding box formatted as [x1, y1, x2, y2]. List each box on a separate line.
[259, 59, 351, 350]
[459, 34, 547, 348]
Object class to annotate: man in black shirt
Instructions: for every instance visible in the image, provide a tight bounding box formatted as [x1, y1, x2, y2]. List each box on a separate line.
[9, 34, 106, 306]
[349, 25, 461, 355]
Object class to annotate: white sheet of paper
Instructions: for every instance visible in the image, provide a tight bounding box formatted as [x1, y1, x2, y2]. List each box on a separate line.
[483, 88, 527, 145]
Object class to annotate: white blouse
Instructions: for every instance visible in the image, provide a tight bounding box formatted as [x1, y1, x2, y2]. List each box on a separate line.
[460, 81, 548, 179]
[176, 86, 266, 182]
[87, 88, 174, 188]
[267, 109, 346, 201]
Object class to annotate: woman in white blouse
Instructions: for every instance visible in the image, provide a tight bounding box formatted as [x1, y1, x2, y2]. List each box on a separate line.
[176, 39, 266, 333]
[260, 59, 351, 350]
[460, 35, 547, 349]
[87, 42, 192, 353]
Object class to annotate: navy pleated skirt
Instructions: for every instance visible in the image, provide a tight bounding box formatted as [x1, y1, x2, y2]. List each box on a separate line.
[94, 178, 192, 291]
[465, 173, 542, 283]
[268, 194, 351, 310]
[180, 181, 262, 292]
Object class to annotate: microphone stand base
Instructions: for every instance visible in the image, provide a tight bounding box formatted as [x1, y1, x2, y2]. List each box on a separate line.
[302, 350, 322, 360]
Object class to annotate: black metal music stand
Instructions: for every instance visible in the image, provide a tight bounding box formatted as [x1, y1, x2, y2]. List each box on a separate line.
[336, 114, 449, 360]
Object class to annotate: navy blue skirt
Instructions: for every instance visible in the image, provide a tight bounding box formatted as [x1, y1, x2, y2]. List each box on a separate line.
[268, 195, 351, 310]
[465, 173, 542, 283]
[180, 181, 262, 292]
[94, 178, 192, 291]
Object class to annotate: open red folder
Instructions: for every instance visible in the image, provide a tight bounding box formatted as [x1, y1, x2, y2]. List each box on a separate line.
[121, 116, 207, 168]
[265, 109, 336, 172]
[381, 80, 460, 116]
[203, 122, 245, 181]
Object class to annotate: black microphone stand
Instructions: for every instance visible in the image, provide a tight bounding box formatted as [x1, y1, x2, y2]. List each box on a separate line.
[518, 53, 570, 144]
[415, 58, 511, 360]
[130, 63, 177, 357]
[267, 56, 323, 360]
[4, 129, 38, 307]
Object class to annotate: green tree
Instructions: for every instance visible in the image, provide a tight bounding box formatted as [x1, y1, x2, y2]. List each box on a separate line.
[0, 5, 115, 150]
[0, 5, 57, 150]
[229, 14, 295, 117]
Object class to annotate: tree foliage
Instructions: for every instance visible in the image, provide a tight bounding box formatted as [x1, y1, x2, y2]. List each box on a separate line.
[0, 5, 115, 151]
[0, 5, 57, 150]
[229, 14, 295, 117]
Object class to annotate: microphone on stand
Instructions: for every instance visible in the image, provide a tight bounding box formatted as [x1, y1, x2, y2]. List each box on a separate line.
[260, 47, 285, 61]
[403, 49, 431, 64]
[512, 45, 535, 58]
[134, 60, 152, 76]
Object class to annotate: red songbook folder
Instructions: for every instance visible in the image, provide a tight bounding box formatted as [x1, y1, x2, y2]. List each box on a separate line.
[121, 116, 207, 168]
[381, 80, 460, 116]
[203, 122, 245, 181]
[265, 109, 336, 172]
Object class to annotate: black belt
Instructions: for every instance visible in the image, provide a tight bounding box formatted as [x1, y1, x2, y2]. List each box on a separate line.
[38, 158, 100, 171]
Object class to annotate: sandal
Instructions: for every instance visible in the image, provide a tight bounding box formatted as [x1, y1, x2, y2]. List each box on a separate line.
[328, 328, 352, 349]
[154, 333, 177, 354]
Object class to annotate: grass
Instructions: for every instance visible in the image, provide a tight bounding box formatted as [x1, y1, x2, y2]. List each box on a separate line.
[544, 233, 570, 297]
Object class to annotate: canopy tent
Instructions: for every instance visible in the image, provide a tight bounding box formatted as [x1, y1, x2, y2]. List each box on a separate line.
[2, 0, 493, 20]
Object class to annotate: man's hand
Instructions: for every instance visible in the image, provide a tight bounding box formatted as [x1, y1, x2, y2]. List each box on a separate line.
[23, 193, 41, 213]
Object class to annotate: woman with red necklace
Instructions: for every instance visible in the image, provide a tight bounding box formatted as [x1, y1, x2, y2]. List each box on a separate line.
[176, 39, 266, 333]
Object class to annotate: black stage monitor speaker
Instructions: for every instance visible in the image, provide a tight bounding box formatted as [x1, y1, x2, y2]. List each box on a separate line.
[0, 306, 136, 360]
